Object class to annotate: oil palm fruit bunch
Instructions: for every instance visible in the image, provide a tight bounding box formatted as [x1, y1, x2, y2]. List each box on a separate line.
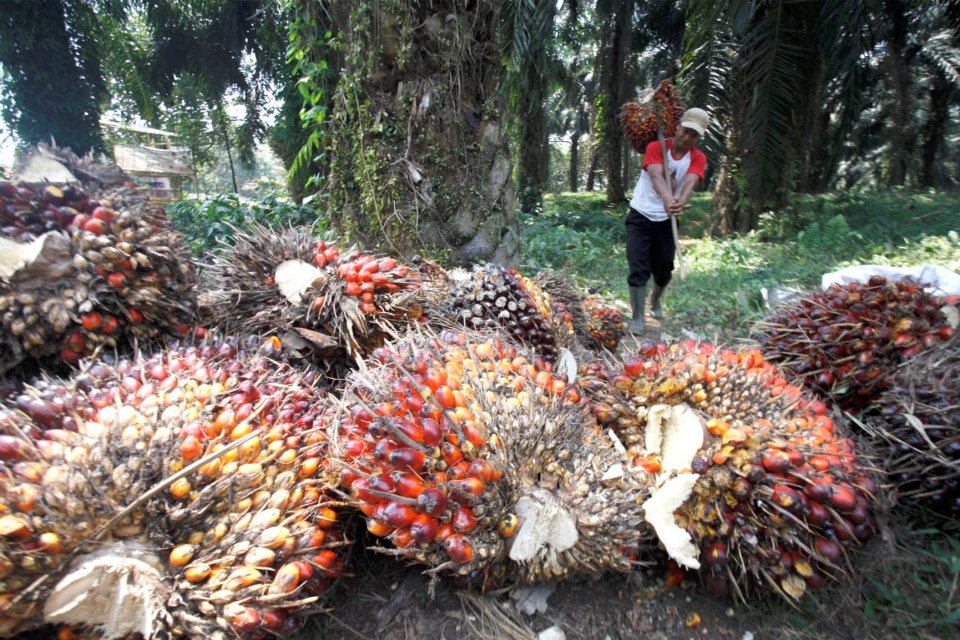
[446, 265, 574, 362]
[754, 277, 955, 413]
[0, 179, 196, 373]
[532, 271, 590, 345]
[619, 79, 686, 153]
[0, 337, 348, 639]
[577, 340, 875, 601]
[330, 329, 647, 587]
[860, 334, 960, 521]
[203, 225, 427, 365]
[582, 296, 625, 351]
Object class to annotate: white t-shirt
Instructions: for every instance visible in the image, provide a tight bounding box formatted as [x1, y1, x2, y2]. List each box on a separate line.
[629, 145, 694, 222]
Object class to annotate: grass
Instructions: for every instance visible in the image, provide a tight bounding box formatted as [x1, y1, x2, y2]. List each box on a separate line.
[521, 189, 960, 340]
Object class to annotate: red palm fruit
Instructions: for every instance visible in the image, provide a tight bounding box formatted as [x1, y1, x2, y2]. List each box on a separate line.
[395, 474, 426, 498]
[814, 538, 843, 564]
[420, 417, 443, 446]
[828, 485, 857, 512]
[452, 507, 478, 534]
[805, 479, 833, 502]
[443, 534, 475, 564]
[440, 441, 463, 466]
[409, 514, 440, 543]
[81, 312, 103, 331]
[82, 218, 107, 235]
[770, 485, 803, 512]
[447, 477, 485, 499]
[381, 502, 418, 528]
[416, 488, 447, 517]
[388, 447, 427, 471]
[703, 542, 728, 567]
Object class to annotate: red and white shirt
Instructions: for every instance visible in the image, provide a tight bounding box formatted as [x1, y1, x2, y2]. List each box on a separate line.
[629, 139, 706, 221]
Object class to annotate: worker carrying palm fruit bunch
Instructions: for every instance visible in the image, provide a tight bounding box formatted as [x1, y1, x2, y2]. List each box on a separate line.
[622, 95, 708, 335]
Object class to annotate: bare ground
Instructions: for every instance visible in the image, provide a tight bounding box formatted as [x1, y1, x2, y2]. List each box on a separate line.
[303, 543, 756, 640]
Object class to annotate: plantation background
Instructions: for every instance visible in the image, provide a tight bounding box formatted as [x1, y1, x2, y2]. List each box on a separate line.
[2, 1, 960, 638]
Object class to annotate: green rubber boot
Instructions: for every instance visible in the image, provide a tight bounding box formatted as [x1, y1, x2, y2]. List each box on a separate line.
[650, 283, 666, 319]
[628, 286, 646, 334]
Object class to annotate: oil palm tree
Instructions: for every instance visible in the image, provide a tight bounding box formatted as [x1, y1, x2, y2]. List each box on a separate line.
[317, 0, 519, 263]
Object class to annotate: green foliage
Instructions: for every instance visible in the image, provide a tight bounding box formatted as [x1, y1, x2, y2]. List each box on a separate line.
[284, 0, 335, 190]
[0, 0, 108, 153]
[166, 191, 325, 256]
[526, 189, 960, 340]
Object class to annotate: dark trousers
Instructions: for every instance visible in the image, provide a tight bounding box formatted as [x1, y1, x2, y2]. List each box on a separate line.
[625, 207, 675, 288]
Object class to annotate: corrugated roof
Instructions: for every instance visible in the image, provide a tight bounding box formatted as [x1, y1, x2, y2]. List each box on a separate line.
[113, 144, 192, 176]
[100, 120, 178, 137]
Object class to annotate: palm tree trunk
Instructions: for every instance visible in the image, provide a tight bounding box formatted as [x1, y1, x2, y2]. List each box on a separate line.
[883, 0, 915, 187]
[569, 107, 581, 192]
[920, 70, 951, 188]
[324, 0, 517, 264]
[596, 0, 633, 204]
[517, 0, 555, 214]
[216, 104, 239, 194]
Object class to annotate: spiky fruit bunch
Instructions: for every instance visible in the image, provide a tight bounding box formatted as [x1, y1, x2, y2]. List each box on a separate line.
[331, 330, 647, 586]
[578, 340, 875, 601]
[861, 335, 960, 521]
[754, 277, 955, 413]
[0, 338, 347, 639]
[203, 226, 428, 364]
[446, 265, 573, 362]
[582, 297, 625, 351]
[619, 79, 686, 153]
[0, 180, 196, 372]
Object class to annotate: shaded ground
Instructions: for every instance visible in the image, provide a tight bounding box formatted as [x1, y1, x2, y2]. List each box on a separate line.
[304, 544, 754, 640]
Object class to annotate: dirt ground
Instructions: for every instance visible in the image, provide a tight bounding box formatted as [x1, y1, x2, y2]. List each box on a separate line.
[306, 545, 757, 640]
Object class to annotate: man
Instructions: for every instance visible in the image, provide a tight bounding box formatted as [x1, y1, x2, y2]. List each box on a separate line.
[625, 107, 708, 334]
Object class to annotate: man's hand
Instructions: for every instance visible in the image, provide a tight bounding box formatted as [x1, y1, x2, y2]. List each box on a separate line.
[667, 198, 686, 216]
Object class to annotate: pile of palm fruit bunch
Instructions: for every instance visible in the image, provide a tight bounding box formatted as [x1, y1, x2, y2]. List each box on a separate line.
[859, 333, 960, 522]
[328, 329, 648, 587]
[0, 336, 348, 639]
[533, 271, 624, 352]
[619, 79, 686, 153]
[754, 277, 956, 413]
[445, 265, 574, 363]
[0, 149, 196, 374]
[577, 339, 876, 601]
[201, 225, 432, 374]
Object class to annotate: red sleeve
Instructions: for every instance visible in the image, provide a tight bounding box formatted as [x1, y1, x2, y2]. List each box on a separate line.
[642, 140, 663, 170]
[688, 148, 707, 180]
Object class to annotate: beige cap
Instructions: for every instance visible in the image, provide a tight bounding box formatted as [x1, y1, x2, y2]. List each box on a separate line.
[680, 108, 709, 136]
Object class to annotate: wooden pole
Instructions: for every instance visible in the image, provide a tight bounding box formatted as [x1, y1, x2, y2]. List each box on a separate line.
[656, 127, 685, 281]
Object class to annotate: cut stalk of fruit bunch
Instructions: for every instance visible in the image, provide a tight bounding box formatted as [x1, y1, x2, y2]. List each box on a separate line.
[860, 333, 960, 522]
[578, 339, 876, 601]
[329, 329, 648, 587]
[0, 163, 196, 373]
[445, 265, 574, 363]
[754, 276, 956, 413]
[201, 226, 434, 368]
[0, 336, 347, 639]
